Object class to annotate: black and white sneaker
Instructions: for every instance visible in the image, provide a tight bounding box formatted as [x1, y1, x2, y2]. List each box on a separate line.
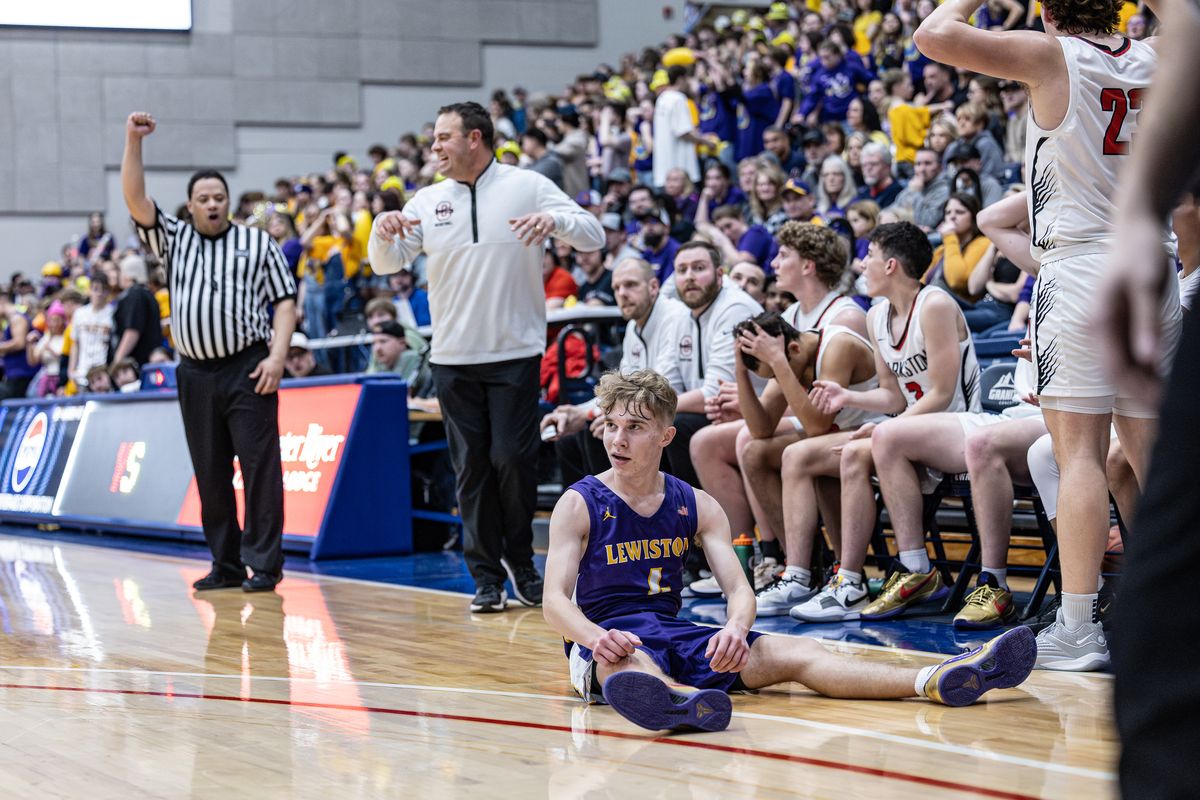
[502, 559, 544, 607]
[470, 584, 507, 613]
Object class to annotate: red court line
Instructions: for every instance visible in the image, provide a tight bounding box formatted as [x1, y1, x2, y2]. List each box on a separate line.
[0, 683, 1041, 799]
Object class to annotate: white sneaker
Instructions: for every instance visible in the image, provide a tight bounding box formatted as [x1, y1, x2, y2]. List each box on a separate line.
[1034, 610, 1111, 672]
[688, 575, 723, 598]
[789, 575, 869, 622]
[755, 575, 813, 616]
[752, 557, 783, 591]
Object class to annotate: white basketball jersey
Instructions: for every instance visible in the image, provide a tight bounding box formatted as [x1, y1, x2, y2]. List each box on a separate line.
[1026, 36, 1156, 261]
[872, 286, 981, 412]
[783, 291, 864, 332]
[815, 324, 881, 430]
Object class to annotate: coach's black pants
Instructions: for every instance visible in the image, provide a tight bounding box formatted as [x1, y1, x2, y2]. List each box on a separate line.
[433, 356, 541, 589]
[177, 342, 285, 579]
[1114, 307, 1200, 799]
[556, 426, 610, 488]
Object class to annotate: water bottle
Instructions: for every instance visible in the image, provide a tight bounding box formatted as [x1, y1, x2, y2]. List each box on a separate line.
[732, 533, 755, 586]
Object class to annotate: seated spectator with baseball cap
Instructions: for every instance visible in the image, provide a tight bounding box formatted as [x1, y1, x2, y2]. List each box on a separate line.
[284, 332, 331, 379]
[367, 320, 431, 394]
[575, 188, 603, 217]
[495, 141, 522, 166]
[944, 141, 1003, 207]
[626, 208, 681, 286]
[781, 179, 823, 225]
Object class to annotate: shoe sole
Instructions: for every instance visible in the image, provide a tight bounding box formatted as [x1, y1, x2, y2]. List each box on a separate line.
[1034, 652, 1111, 672]
[788, 608, 862, 623]
[470, 589, 508, 613]
[861, 585, 950, 621]
[756, 604, 800, 617]
[193, 581, 243, 591]
[756, 593, 814, 617]
[500, 559, 541, 608]
[953, 607, 1016, 630]
[602, 671, 731, 732]
[469, 601, 507, 613]
[689, 588, 724, 598]
[242, 582, 280, 593]
[929, 626, 1036, 707]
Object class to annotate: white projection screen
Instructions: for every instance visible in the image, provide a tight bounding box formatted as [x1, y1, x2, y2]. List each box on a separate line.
[0, 1, 192, 31]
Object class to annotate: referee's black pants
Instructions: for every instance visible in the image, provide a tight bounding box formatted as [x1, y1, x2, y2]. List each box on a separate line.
[177, 342, 285, 579]
[1114, 307, 1200, 799]
[433, 356, 541, 589]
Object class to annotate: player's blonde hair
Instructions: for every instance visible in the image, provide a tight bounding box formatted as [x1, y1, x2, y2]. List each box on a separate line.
[594, 369, 677, 426]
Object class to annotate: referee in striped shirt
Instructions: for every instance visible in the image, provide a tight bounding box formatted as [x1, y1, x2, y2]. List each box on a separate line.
[121, 112, 298, 593]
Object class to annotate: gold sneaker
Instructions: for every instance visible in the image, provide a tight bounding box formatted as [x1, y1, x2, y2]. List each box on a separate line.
[953, 574, 1016, 630]
[860, 567, 947, 620]
[752, 556, 783, 591]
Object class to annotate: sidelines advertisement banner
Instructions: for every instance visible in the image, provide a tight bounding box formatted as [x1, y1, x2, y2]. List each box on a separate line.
[0, 403, 85, 515]
[0, 380, 401, 556]
[175, 384, 361, 537]
[53, 399, 194, 524]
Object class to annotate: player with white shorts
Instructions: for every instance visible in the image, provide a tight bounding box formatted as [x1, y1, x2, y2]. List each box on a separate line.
[915, 0, 1181, 670]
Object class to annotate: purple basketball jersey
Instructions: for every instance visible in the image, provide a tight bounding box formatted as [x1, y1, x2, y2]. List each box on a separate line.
[568, 474, 699, 623]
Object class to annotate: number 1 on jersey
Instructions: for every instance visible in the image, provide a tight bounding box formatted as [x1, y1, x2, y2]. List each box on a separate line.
[1100, 87, 1143, 156]
[647, 567, 670, 595]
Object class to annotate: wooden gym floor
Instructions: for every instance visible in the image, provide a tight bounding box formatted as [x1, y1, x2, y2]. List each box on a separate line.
[0, 533, 1115, 799]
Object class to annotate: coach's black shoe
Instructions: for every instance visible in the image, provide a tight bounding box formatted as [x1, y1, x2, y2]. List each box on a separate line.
[192, 570, 245, 591]
[470, 584, 508, 613]
[242, 572, 282, 593]
[504, 561, 544, 607]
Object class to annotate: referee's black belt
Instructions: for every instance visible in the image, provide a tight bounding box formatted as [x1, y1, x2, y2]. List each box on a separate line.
[178, 340, 269, 369]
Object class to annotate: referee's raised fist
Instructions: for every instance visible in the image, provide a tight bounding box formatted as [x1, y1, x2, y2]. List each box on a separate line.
[127, 112, 156, 138]
[374, 210, 420, 241]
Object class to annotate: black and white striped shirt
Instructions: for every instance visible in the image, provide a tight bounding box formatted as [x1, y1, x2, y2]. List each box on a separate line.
[136, 205, 296, 360]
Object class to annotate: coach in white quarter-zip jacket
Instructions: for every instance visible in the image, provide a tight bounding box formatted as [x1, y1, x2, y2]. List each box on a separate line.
[369, 102, 604, 615]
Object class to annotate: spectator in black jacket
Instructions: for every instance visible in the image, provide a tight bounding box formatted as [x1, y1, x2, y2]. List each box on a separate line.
[112, 254, 164, 367]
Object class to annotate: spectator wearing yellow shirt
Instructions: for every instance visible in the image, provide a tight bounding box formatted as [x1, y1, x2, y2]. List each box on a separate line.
[852, 0, 883, 55]
[149, 264, 172, 349]
[298, 205, 353, 341]
[881, 69, 955, 170]
[923, 193, 993, 307]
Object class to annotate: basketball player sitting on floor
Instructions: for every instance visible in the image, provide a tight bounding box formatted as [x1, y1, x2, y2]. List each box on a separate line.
[542, 369, 1035, 733]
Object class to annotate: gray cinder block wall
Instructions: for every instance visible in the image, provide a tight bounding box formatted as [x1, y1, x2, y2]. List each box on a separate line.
[0, 0, 683, 278]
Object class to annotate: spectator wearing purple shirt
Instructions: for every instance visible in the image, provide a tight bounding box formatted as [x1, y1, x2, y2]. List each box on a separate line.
[799, 41, 875, 125]
[696, 56, 739, 163]
[709, 206, 780, 272]
[701, 163, 747, 217]
[629, 210, 682, 285]
[731, 61, 779, 162]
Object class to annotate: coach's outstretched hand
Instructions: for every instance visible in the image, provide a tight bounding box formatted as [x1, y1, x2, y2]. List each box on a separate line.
[510, 212, 556, 247]
[374, 211, 421, 242]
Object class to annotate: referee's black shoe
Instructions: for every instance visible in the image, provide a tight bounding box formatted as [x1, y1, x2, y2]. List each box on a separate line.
[242, 572, 282, 593]
[193, 570, 245, 591]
